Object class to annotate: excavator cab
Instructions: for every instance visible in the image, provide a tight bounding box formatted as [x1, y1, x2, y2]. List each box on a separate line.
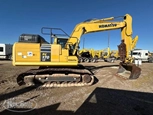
[116, 40, 141, 79]
[55, 38, 68, 48]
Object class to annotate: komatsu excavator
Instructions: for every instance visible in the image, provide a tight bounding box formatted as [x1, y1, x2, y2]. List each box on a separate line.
[12, 14, 141, 87]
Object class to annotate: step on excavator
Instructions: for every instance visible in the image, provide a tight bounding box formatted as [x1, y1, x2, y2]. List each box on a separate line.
[12, 14, 141, 88]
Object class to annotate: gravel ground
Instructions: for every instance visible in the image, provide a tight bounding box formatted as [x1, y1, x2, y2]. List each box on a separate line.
[0, 60, 153, 115]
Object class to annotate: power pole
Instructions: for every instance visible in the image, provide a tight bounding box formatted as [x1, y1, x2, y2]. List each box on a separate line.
[108, 31, 110, 48]
[83, 38, 85, 49]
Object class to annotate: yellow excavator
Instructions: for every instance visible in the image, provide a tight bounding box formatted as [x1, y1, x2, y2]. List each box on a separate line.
[78, 48, 99, 63]
[111, 50, 119, 59]
[102, 47, 111, 59]
[102, 48, 120, 62]
[12, 14, 141, 87]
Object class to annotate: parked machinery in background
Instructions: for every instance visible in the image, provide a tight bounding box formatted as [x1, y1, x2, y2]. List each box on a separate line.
[101, 47, 120, 63]
[78, 48, 101, 63]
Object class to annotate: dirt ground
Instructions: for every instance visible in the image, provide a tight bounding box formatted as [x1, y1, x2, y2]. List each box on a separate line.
[0, 60, 153, 115]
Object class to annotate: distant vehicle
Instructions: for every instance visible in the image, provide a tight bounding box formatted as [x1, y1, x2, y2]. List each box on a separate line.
[131, 49, 153, 63]
[0, 43, 13, 60]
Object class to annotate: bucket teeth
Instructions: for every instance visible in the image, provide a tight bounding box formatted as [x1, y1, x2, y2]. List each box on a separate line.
[116, 62, 141, 79]
[117, 65, 126, 73]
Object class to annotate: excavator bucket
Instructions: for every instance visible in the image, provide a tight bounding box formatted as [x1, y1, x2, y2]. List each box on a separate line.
[117, 62, 141, 79]
[116, 40, 141, 79]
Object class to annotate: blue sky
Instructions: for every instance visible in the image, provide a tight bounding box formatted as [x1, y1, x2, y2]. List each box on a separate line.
[0, 0, 153, 51]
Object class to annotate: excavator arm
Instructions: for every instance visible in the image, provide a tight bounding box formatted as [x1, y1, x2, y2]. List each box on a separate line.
[66, 14, 136, 58]
[65, 14, 141, 79]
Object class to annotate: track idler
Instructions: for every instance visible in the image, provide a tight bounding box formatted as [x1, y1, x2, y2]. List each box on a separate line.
[116, 62, 141, 79]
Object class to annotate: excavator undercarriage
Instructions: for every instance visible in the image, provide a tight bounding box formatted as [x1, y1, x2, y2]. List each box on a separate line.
[17, 65, 94, 87]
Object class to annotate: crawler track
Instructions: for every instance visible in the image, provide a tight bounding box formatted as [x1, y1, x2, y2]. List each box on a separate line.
[17, 66, 95, 88]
